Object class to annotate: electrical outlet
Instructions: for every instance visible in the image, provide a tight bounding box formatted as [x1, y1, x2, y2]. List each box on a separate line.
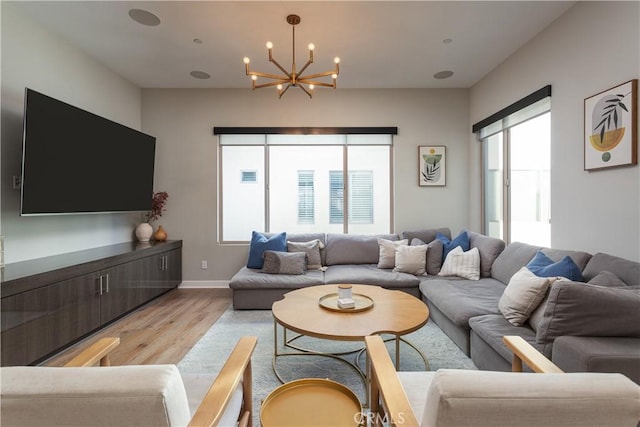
[12, 175, 22, 190]
[201, 260, 208, 270]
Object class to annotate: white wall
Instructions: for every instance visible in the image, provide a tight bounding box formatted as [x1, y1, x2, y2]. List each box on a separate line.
[1, 4, 143, 263]
[142, 88, 469, 281]
[469, 1, 640, 261]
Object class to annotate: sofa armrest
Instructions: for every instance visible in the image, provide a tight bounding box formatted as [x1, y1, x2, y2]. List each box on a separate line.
[503, 335, 563, 373]
[365, 335, 419, 427]
[64, 337, 120, 367]
[189, 336, 257, 427]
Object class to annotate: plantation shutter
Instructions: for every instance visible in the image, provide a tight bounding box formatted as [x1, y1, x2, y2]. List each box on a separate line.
[297, 171, 314, 224]
[349, 171, 373, 224]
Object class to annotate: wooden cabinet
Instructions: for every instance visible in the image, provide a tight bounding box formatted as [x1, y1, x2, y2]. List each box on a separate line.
[1, 240, 182, 366]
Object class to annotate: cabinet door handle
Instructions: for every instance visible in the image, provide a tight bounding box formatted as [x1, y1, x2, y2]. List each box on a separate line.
[98, 275, 104, 296]
[105, 273, 110, 293]
[164, 256, 168, 271]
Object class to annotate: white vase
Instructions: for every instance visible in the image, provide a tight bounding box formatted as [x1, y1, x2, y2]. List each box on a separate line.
[135, 223, 153, 242]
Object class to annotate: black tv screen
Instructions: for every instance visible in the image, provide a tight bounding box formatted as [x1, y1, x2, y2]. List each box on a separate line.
[20, 88, 156, 215]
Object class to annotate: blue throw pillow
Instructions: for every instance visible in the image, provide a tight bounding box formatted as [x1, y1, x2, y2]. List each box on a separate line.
[436, 231, 470, 262]
[247, 231, 287, 269]
[526, 250, 584, 282]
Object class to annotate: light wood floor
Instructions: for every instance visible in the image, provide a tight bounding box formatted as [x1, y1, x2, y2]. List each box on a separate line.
[45, 288, 232, 367]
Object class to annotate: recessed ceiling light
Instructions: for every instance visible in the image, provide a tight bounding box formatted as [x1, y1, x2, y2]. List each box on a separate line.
[442, 38, 453, 44]
[433, 70, 454, 79]
[190, 71, 211, 80]
[128, 9, 160, 26]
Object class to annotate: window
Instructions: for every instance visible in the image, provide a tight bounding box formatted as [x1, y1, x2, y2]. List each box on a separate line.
[330, 171, 373, 224]
[474, 86, 551, 246]
[241, 170, 257, 183]
[217, 130, 394, 242]
[297, 171, 314, 224]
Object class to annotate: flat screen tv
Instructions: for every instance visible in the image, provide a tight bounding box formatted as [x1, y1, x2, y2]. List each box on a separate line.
[20, 88, 156, 215]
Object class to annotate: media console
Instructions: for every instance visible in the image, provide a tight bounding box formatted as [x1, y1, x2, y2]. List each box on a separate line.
[1, 240, 182, 366]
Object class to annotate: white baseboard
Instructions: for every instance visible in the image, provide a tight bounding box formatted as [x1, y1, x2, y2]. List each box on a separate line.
[179, 280, 230, 289]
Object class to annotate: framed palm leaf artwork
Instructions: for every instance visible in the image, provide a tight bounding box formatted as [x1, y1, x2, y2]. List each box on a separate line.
[419, 146, 446, 186]
[584, 79, 637, 171]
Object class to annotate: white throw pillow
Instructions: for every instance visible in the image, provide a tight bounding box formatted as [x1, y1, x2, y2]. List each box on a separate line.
[438, 246, 480, 280]
[393, 244, 428, 275]
[377, 238, 408, 269]
[499, 266, 562, 326]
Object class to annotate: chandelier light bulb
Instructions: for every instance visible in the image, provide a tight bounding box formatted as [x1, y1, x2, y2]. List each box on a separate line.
[332, 73, 338, 79]
[277, 84, 283, 90]
[266, 41, 273, 49]
[251, 75, 258, 81]
[308, 43, 315, 51]
[309, 84, 315, 90]
[334, 57, 340, 64]
[243, 57, 250, 64]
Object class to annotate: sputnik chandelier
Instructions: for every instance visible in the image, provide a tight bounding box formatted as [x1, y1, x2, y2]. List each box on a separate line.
[243, 14, 340, 98]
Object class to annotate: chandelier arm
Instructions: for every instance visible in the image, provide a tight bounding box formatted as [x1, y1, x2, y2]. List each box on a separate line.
[269, 57, 292, 78]
[248, 70, 291, 81]
[278, 84, 292, 99]
[298, 69, 339, 80]
[298, 80, 336, 89]
[298, 84, 313, 98]
[298, 55, 313, 75]
[254, 80, 290, 89]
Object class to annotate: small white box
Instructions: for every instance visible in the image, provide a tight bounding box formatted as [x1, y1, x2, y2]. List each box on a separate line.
[338, 298, 355, 309]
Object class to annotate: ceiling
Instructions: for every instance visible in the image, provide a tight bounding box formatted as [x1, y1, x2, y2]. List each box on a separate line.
[11, 1, 575, 89]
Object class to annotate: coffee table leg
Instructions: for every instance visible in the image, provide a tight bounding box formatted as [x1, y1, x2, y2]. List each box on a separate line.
[395, 335, 400, 370]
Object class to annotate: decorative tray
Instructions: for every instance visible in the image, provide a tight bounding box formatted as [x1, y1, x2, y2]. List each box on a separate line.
[318, 292, 374, 313]
[260, 378, 362, 426]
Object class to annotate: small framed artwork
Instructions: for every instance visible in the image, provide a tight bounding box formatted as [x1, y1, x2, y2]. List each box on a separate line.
[418, 146, 446, 186]
[584, 79, 637, 171]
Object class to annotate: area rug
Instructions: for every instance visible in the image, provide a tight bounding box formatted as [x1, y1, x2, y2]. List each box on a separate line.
[177, 307, 476, 425]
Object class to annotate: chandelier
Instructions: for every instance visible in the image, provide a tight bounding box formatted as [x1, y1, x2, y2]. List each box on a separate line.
[243, 14, 340, 98]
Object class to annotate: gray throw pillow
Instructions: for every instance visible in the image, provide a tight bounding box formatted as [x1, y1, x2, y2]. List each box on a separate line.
[588, 270, 628, 288]
[499, 266, 556, 326]
[261, 251, 307, 275]
[536, 281, 640, 357]
[412, 238, 443, 275]
[467, 231, 506, 278]
[287, 239, 324, 270]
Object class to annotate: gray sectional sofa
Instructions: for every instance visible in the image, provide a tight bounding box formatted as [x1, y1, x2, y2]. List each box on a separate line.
[228, 228, 640, 383]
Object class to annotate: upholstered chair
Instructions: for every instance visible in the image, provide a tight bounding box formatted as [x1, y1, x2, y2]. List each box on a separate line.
[1, 336, 257, 427]
[366, 334, 640, 427]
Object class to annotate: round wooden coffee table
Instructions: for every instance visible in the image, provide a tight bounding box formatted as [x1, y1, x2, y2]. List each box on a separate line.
[271, 284, 429, 405]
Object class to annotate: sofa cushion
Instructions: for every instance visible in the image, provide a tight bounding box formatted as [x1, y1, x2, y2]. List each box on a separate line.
[0, 365, 191, 427]
[325, 233, 398, 265]
[393, 244, 427, 275]
[377, 238, 408, 268]
[491, 242, 542, 285]
[412, 238, 444, 275]
[229, 267, 324, 290]
[287, 239, 324, 270]
[438, 246, 480, 280]
[499, 266, 559, 327]
[588, 270, 629, 287]
[261, 250, 307, 275]
[247, 231, 287, 269]
[536, 281, 640, 357]
[582, 252, 640, 285]
[527, 250, 584, 281]
[422, 369, 640, 427]
[469, 314, 538, 363]
[401, 227, 451, 244]
[468, 231, 506, 278]
[324, 264, 419, 289]
[551, 336, 640, 384]
[420, 278, 505, 327]
[436, 231, 470, 262]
